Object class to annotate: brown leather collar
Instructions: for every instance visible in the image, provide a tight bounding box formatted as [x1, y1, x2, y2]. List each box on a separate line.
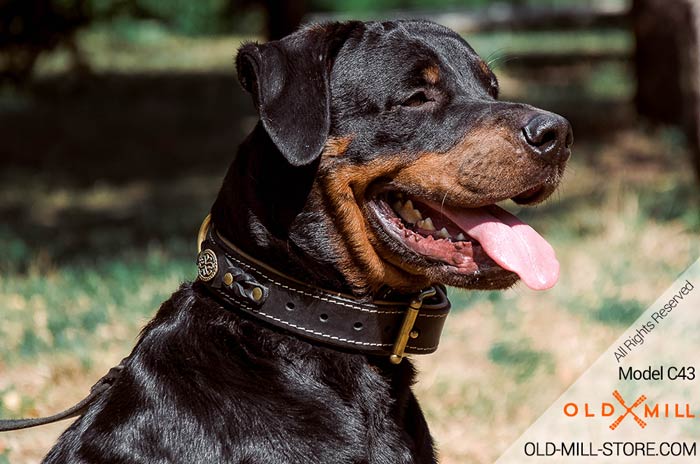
[196, 216, 451, 363]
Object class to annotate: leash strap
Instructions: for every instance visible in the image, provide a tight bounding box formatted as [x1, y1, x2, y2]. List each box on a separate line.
[196, 219, 451, 361]
[0, 363, 124, 432]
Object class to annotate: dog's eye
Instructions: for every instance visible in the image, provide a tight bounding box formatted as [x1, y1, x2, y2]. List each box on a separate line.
[401, 91, 433, 107]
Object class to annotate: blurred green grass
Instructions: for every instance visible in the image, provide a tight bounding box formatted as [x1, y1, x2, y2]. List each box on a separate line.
[1, 245, 193, 363]
[0, 174, 216, 368]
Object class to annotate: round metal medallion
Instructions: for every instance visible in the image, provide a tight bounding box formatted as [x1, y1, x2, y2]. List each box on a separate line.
[197, 249, 218, 281]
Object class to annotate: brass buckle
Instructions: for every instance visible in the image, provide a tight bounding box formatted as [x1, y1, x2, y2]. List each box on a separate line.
[197, 213, 212, 253]
[389, 287, 437, 364]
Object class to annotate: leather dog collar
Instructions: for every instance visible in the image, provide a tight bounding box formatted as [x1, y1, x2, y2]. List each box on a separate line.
[196, 215, 451, 363]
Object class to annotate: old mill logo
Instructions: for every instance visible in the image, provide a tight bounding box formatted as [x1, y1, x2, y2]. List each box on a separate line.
[564, 390, 696, 430]
[609, 390, 647, 430]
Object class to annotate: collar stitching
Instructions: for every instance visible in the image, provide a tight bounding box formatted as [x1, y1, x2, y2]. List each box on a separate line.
[213, 288, 396, 347]
[213, 234, 413, 315]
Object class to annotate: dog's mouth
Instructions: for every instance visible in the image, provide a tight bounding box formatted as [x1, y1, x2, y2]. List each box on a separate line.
[367, 187, 559, 290]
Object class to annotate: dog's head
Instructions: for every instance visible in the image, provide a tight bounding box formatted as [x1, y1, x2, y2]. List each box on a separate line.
[224, 20, 572, 296]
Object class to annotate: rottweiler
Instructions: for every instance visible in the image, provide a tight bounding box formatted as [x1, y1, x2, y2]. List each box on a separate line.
[40, 20, 572, 463]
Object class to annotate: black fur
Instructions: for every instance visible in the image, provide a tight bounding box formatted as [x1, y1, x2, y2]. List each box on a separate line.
[44, 285, 434, 463]
[43, 20, 571, 463]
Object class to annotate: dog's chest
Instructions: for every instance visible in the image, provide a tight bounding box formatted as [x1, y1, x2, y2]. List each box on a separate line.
[213, 337, 428, 463]
[44, 289, 436, 463]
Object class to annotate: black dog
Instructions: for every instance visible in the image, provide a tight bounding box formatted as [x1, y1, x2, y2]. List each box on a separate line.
[41, 20, 571, 463]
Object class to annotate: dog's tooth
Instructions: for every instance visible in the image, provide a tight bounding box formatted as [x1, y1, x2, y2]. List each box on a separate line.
[437, 227, 450, 239]
[401, 210, 420, 224]
[393, 201, 403, 212]
[399, 204, 422, 224]
[404, 229, 411, 238]
[404, 200, 413, 210]
[422, 217, 435, 231]
[413, 234, 421, 242]
[456, 232, 466, 241]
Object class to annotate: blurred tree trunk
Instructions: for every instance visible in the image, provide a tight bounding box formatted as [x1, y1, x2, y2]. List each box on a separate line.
[633, 0, 700, 178]
[687, 4, 700, 180]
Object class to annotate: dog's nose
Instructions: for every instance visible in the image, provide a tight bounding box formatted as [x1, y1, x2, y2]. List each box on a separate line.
[521, 113, 573, 164]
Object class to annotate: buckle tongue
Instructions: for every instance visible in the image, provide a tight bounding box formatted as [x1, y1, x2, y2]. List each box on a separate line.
[389, 287, 437, 364]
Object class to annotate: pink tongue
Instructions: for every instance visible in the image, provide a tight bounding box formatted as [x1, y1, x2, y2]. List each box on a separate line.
[431, 203, 559, 290]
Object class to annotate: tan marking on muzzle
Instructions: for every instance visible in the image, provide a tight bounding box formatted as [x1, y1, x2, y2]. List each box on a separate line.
[392, 125, 547, 205]
[422, 66, 439, 85]
[316, 120, 556, 292]
[317, 155, 429, 292]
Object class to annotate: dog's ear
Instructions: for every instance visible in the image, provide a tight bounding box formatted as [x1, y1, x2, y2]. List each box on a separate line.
[236, 24, 354, 166]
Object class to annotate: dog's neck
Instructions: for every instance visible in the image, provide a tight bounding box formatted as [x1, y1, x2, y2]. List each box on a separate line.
[211, 123, 352, 295]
